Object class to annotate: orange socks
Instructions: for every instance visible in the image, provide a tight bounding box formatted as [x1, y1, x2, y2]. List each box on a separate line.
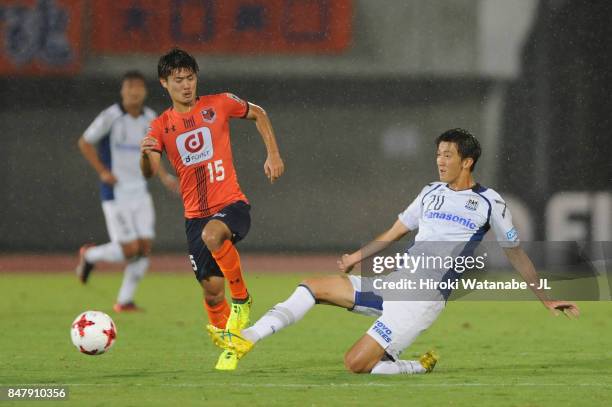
[204, 240, 248, 327]
[204, 298, 230, 329]
[211, 240, 249, 301]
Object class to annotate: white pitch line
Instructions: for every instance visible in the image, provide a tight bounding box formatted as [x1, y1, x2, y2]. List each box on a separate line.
[11, 382, 612, 389]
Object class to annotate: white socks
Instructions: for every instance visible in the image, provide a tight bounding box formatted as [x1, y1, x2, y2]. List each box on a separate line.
[85, 242, 125, 263]
[239, 284, 426, 376]
[83, 242, 148, 305]
[371, 360, 426, 375]
[117, 257, 149, 305]
[242, 285, 316, 343]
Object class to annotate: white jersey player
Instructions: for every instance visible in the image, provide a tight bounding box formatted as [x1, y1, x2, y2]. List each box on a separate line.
[207, 128, 579, 374]
[75, 71, 178, 312]
[401, 181, 518, 245]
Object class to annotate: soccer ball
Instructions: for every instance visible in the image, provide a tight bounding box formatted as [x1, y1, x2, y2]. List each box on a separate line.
[70, 311, 117, 355]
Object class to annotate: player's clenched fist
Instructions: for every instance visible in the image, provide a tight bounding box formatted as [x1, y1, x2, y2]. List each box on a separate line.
[140, 136, 158, 155]
[337, 254, 356, 274]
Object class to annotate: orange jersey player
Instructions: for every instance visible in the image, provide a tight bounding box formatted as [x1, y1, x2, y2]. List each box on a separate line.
[149, 92, 249, 218]
[140, 48, 285, 371]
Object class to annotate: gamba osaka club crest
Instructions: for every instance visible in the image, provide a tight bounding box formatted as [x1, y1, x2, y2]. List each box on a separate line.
[465, 198, 479, 211]
[176, 127, 214, 165]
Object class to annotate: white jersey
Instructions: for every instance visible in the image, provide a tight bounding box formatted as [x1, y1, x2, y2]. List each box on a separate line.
[83, 103, 156, 201]
[399, 182, 519, 247]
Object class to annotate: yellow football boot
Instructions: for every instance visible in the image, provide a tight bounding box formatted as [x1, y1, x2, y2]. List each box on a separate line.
[226, 295, 252, 330]
[215, 349, 239, 371]
[206, 324, 254, 358]
[419, 350, 439, 373]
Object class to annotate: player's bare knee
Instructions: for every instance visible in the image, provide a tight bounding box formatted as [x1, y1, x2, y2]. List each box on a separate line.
[201, 229, 225, 251]
[303, 277, 345, 303]
[343, 352, 370, 374]
[300, 279, 316, 295]
[138, 240, 152, 257]
[121, 241, 140, 259]
[301, 279, 323, 301]
[202, 220, 232, 251]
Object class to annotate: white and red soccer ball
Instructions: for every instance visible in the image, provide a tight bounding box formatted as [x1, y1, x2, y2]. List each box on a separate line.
[70, 311, 117, 355]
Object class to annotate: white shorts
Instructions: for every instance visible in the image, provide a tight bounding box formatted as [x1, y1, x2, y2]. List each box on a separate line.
[348, 275, 445, 360]
[101, 193, 155, 243]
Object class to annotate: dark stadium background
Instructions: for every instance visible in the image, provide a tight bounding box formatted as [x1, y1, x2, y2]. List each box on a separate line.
[1, 0, 610, 254]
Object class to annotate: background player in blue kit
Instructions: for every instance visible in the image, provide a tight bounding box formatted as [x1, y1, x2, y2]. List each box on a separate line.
[208, 128, 580, 374]
[75, 71, 178, 312]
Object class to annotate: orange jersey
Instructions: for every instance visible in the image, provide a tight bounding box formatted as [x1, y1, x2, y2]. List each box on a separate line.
[148, 93, 249, 218]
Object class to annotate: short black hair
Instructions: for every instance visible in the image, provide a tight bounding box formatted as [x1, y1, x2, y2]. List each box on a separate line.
[158, 48, 199, 79]
[436, 128, 481, 171]
[121, 70, 146, 84]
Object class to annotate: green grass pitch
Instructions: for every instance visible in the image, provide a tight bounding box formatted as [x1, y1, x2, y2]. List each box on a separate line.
[1, 271, 610, 406]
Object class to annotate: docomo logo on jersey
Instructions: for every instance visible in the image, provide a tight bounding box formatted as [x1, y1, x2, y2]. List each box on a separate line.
[184, 132, 205, 153]
[176, 127, 213, 166]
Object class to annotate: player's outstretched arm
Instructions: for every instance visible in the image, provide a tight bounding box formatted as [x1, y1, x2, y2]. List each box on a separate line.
[140, 136, 161, 178]
[504, 246, 580, 318]
[338, 220, 410, 273]
[77, 136, 117, 185]
[245, 102, 285, 184]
